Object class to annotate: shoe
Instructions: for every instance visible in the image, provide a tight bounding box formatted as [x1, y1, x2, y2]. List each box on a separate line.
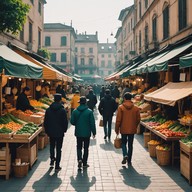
[83, 164, 89, 168]
[50, 158, 55, 167]
[121, 156, 128, 164]
[127, 162, 132, 166]
[78, 160, 82, 168]
[104, 135, 107, 140]
[55, 166, 62, 171]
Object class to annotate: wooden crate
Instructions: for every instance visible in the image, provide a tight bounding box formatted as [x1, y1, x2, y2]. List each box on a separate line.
[144, 132, 150, 148]
[0, 154, 11, 180]
[38, 136, 45, 150]
[180, 141, 192, 153]
[16, 144, 37, 167]
[180, 149, 192, 185]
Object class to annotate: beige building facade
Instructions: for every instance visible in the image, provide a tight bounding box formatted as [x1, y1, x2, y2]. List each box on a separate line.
[134, 0, 192, 55]
[43, 23, 76, 73]
[0, 0, 46, 52]
[98, 43, 116, 78]
[75, 32, 98, 76]
[115, 27, 123, 66]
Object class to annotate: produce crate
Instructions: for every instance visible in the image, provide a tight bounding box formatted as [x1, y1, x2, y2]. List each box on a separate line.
[13, 133, 31, 139]
[180, 141, 192, 153]
[38, 136, 45, 150]
[12, 163, 29, 177]
[0, 153, 11, 180]
[156, 148, 171, 166]
[16, 144, 37, 167]
[148, 143, 159, 157]
[144, 132, 150, 148]
[0, 132, 13, 139]
[180, 149, 192, 185]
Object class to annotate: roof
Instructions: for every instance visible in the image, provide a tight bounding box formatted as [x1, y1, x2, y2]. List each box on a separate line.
[75, 34, 98, 43]
[44, 23, 76, 38]
[144, 82, 192, 106]
[118, 5, 134, 21]
[98, 43, 116, 53]
[115, 27, 122, 39]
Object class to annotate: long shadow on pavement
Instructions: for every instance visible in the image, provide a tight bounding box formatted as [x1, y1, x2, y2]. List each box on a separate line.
[32, 167, 62, 192]
[119, 165, 151, 190]
[70, 168, 96, 192]
[99, 140, 122, 154]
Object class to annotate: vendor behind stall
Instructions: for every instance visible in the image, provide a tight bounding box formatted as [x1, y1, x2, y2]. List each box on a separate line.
[16, 86, 34, 111]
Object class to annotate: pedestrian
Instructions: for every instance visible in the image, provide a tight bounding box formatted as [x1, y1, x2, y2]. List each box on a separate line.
[99, 86, 105, 100]
[44, 93, 68, 170]
[115, 92, 140, 166]
[98, 89, 117, 140]
[70, 96, 96, 168]
[112, 85, 120, 101]
[121, 84, 131, 98]
[86, 89, 97, 111]
[70, 90, 80, 114]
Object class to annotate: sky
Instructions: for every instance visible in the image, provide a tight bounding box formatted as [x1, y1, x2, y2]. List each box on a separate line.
[44, 0, 134, 43]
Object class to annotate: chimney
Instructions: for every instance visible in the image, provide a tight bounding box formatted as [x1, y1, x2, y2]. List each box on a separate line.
[96, 31, 98, 36]
[85, 31, 86, 35]
[107, 38, 108, 44]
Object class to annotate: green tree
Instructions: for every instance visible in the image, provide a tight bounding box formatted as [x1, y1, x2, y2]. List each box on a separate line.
[37, 48, 51, 60]
[0, 0, 30, 34]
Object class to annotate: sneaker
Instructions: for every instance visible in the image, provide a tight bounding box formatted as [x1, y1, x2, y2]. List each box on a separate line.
[104, 135, 107, 140]
[121, 156, 128, 164]
[83, 164, 90, 168]
[50, 158, 55, 167]
[55, 166, 62, 171]
[78, 160, 82, 168]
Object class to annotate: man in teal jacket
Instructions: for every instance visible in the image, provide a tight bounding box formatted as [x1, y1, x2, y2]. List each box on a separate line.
[70, 96, 96, 168]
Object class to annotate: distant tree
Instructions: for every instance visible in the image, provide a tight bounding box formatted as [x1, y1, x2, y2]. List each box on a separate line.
[0, 0, 30, 34]
[37, 48, 51, 60]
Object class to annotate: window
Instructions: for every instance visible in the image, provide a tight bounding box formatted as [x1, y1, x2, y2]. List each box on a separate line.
[89, 48, 93, 53]
[80, 58, 85, 65]
[81, 48, 85, 53]
[61, 53, 67, 62]
[139, 1, 142, 19]
[75, 56, 78, 65]
[101, 61, 105, 67]
[30, 0, 34, 4]
[38, 29, 41, 47]
[75, 47, 78, 52]
[89, 58, 93, 65]
[45, 36, 50, 46]
[108, 54, 111, 58]
[29, 22, 33, 43]
[131, 18, 133, 29]
[139, 30, 142, 50]
[101, 54, 104, 58]
[145, 25, 149, 50]
[38, 1, 41, 15]
[179, 0, 187, 31]
[152, 16, 157, 41]
[163, 4, 169, 39]
[51, 53, 56, 62]
[61, 36, 67, 46]
[20, 26, 24, 41]
[108, 60, 112, 67]
[145, 0, 148, 9]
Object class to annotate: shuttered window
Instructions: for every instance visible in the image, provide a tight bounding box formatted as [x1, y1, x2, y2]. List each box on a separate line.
[61, 36, 67, 46]
[45, 36, 51, 46]
[51, 53, 56, 62]
[179, 0, 187, 31]
[152, 16, 157, 41]
[61, 53, 67, 62]
[163, 5, 169, 39]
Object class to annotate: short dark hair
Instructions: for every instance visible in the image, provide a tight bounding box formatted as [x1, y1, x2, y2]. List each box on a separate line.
[23, 86, 30, 92]
[54, 93, 62, 102]
[124, 92, 132, 100]
[105, 89, 110, 95]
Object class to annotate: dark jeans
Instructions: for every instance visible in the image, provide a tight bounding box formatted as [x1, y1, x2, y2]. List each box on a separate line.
[121, 134, 134, 163]
[103, 116, 112, 139]
[49, 137, 64, 167]
[76, 137, 90, 165]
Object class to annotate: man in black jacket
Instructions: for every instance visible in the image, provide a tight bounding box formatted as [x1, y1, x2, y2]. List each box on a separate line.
[44, 93, 68, 170]
[98, 89, 118, 140]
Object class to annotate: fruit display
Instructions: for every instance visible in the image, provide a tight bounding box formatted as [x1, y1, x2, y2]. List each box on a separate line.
[154, 120, 175, 130]
[39, 97, 53, 105]
[156, 145, 171, 151]
[148, 140, 161, 145]
[179, 114, 192, 124]
[181, 132, 192, 147]
[159, 129, 186, 137]
[15, 123, 39, 135]
[0, 127, 12, 134]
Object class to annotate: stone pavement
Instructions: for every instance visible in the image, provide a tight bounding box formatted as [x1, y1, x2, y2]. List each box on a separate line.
[0, 108, 192, 192]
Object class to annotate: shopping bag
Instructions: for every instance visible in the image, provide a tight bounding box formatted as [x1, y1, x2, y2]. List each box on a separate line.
[99, 118, 103, 127]
[114, 135, 122, 149]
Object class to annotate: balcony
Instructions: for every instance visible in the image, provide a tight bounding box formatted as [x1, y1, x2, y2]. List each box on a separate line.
[75, 64, 98, 70]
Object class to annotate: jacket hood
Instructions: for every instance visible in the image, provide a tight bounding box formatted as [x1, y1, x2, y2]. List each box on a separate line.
[50, 102, 64, 111]
[122, 100, 134, 110]
[104, 94, 112, 99]
[77, 104, 88, 111]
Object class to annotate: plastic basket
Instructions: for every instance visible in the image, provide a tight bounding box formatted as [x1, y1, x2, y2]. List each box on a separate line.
[148, 143, 159, 157]
[144, 132, 150, 148]
[156, 148, 171, 166]
[12, 163, 29, 177]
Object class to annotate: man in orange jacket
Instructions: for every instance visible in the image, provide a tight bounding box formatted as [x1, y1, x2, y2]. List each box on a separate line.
[115, 92, 140, 166]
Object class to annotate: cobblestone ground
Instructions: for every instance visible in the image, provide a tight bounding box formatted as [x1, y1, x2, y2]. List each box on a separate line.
[0, 108, 192, 191]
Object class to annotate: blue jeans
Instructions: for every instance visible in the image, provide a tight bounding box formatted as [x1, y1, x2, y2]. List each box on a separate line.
[76, 137, 90, 165]
[103, 116, 112, 139]
[121, 134, 134, 163]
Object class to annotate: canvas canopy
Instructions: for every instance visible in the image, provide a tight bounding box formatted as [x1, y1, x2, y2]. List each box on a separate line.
[0, 44, 42, 79]
[144, 82, 192, 106]
[179, 53, 192, 69]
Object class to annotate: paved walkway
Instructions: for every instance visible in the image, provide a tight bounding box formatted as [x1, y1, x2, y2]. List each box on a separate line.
[0, 108, 192, 191]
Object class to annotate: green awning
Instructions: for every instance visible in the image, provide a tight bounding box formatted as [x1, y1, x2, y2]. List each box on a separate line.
[120, 62, 141, 78]
[179, 53, 192, 69]
[0, 44, 42, 78]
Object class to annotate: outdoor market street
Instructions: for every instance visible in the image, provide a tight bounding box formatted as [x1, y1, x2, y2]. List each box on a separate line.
[0, 108, 192, 192]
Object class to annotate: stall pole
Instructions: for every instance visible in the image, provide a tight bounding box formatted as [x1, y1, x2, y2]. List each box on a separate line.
[0, 73, 3, 116]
